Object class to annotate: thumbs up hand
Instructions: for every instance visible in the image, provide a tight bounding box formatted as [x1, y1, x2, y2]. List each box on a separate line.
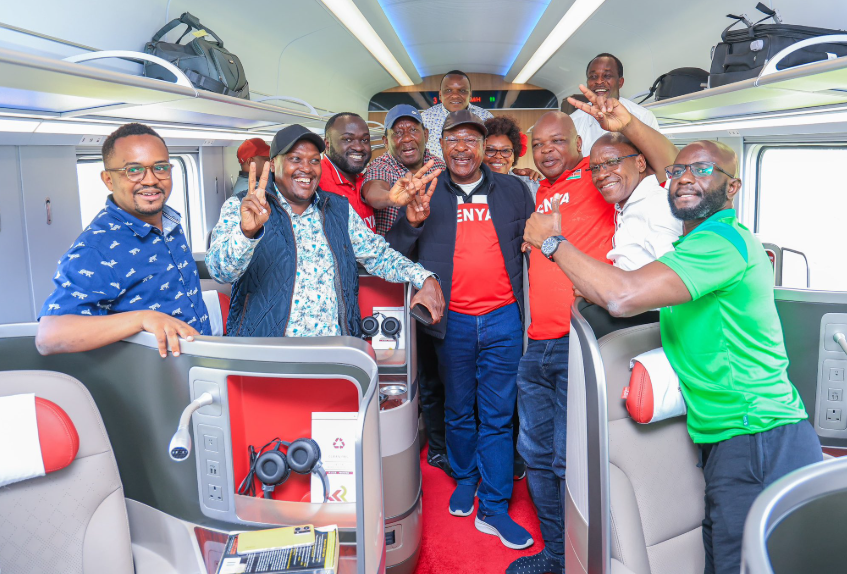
[523, 193, 564, 250]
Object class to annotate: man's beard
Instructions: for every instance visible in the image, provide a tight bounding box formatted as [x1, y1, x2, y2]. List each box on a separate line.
[669, 180, 729, 221]
[328, 145, 368, 175]
[134, 187, 166, 215]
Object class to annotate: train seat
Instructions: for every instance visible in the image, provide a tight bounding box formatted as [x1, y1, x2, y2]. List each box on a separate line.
[0, 370, 134, 574]
[600, 324, 706, 574]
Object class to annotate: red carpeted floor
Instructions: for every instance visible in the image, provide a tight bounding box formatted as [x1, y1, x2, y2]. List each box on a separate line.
[413, 447, 543, 574]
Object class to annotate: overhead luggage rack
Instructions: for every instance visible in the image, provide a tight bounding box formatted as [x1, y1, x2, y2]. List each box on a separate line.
[0, 47, 326, 133]
[646, 35, 847, 125]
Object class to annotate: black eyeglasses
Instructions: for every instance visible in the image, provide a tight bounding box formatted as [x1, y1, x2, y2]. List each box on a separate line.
[443, 137, 481, 148]
[105, 162, 173, 182]
[665, 162, 736, 180]
[588, 154, 639, 174]
[484, 147, 514, 158]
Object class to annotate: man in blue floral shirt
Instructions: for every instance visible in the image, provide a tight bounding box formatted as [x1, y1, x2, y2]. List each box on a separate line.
[37, 123, 210, 358]
[206, 124, 444, 338]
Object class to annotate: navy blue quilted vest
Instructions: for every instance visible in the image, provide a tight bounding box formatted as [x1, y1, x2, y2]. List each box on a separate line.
[225, 186, 362, 338]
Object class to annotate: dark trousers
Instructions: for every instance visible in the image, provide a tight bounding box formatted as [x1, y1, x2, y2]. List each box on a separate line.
[699, 420, 822, 574]
[516, 336, 569, 562]
[417, 325, 446, 454]
[433, 302, 523, 515]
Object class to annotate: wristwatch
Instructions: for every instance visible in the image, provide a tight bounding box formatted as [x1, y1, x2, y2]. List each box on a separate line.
[541, 235, 567, 261]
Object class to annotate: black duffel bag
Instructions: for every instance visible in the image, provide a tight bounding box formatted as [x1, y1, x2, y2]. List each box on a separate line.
[144, 12, 249, 99]
[639, 68, 709, 103]
[709, 2, 847, 88]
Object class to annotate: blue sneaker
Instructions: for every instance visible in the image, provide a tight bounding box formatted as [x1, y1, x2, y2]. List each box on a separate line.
[448, 484, 476, 516]
[475, 511, 534, 549]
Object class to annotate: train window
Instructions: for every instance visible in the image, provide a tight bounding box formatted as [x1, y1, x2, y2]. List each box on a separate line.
[756, 146, 847, 291]
[76, 155, 200, 249]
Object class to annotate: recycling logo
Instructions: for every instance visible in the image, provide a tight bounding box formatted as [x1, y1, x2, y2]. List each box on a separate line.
[333, 437, 345, 449]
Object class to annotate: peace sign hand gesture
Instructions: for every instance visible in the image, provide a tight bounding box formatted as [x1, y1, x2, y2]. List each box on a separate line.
[406, 172, 437, 228]
[568, 84, 634, 134]
[389, 160, 442, 207]
[240, 160, 271, 239]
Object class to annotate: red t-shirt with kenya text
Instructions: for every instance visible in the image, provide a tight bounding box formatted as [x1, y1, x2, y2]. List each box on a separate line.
[450, 193, 517, 315]
[528, 156, 615, 340]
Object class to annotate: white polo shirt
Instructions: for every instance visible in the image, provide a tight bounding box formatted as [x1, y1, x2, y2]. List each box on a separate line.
[571, 97, 661, 156]
[608, 175, 683, 271]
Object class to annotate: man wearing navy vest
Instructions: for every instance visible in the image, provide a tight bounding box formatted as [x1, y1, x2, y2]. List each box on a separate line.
[388, 110, 535, 550]
[206, 124, 444, 337]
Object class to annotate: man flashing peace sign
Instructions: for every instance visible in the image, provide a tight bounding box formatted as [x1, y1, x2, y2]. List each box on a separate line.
[206, 123, 444, 338]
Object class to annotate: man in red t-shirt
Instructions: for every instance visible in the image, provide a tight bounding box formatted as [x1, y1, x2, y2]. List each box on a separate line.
[319, 113, 376, 231]
[508, 111, 615, 574]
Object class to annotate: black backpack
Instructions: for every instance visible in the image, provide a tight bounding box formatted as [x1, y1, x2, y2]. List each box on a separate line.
[638, 68, 709, 104]
[143, 12, 249, 99]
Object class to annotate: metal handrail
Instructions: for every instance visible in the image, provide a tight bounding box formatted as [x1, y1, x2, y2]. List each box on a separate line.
[63, 50, 195, 90]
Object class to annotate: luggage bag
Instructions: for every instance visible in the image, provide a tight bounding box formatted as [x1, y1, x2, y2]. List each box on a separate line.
[709, 2, 847, 88]
[144, 12, 250, 99]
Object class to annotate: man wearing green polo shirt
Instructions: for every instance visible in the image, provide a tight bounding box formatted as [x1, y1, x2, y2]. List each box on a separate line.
[523, 86, 822, 574]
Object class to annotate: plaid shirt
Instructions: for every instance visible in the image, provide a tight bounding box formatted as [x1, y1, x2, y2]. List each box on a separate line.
[363, 150, 446, 235]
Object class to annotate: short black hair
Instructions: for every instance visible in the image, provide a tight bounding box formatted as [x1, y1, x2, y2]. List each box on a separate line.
[102, 123, 166, 164]
[586, 53, 624, 78]
[324, 112, 364, 135]
[484, 116, 523, 167]
[441, 70, 471, 90]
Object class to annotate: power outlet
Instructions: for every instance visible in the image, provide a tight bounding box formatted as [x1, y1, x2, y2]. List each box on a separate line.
[207, 460, 220, 477]
[829, 388, 843, 402]
[208, 484, 223, 502]
[826, 408, 842, 422]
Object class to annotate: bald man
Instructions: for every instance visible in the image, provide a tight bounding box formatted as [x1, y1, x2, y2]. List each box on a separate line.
[526, 89, 822, 574]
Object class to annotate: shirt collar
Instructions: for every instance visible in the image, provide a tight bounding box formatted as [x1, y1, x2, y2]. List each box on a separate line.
[676, 208, 737, 244]
[446, 163, 491, 197]
[541, 156, 588, 188]
[104, 196, 181, 238]
[322, 156, 362, 188]
[617, 174, 659, 212]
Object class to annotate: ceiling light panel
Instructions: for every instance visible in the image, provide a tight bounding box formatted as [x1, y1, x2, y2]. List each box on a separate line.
[318, 0, 415, 86]
[514, 0, 607, 84]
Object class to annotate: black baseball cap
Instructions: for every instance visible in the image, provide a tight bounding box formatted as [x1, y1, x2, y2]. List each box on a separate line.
[441, 109, 487, 136]
[270, 124, 325, 159]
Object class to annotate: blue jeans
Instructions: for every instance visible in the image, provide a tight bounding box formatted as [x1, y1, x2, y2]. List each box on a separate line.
[433, 302, 523, 515]
[517, 337, 569, 561]
[700, 420, 822, 574]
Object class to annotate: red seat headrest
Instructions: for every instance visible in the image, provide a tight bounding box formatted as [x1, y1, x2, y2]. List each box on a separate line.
[35, 397, 79, 473]
[624, 362, 654, 424]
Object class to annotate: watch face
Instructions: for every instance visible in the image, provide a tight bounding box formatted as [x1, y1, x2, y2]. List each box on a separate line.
[541, 237, 557, 258]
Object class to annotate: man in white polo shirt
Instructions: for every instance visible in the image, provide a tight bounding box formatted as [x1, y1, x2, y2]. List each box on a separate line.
[571, 54, 661, 154]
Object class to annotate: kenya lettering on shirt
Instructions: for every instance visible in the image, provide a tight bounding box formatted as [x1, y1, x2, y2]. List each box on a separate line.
[450, 195, 516, 316]
[527, 157, 615, 339]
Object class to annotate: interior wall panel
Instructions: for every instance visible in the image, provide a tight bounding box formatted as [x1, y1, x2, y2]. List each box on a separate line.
[0, 146, 36, 323]
[18, 146, 84, 316]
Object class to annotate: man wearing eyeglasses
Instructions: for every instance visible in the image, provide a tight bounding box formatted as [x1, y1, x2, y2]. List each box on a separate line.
[421, 70, 493, 160]
[528, 87, 822, 574]
[387, 110, 535, 551]
[37, 122, 211, 358]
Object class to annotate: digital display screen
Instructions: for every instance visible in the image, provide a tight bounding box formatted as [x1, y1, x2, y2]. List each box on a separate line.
[369, 89, 558, 111]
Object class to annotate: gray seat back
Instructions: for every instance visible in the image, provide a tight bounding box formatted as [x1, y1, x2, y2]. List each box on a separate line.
[600, 325, 705, 574]
[571, 304, 706, 574]
[0, 370, 134, 574]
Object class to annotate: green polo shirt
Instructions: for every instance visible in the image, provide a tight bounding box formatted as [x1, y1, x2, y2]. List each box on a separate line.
[658, 209, 807, 444]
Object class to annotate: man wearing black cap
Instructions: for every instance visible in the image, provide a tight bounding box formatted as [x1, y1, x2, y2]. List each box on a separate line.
[362, 104, 446, 236]
[206, 124, 445, 337]
[387, 110, 535, 550]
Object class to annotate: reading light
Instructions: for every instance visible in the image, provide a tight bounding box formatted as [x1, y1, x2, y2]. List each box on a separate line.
[318, 0, 415, 87]
[513, 0, 607, 84]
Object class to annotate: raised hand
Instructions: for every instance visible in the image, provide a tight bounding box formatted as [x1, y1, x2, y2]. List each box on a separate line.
[568, 84, 633, 133]
[240, 160, 271, 238]
[524, 193, 564, 249]
[138, 310, 199, 358]
[512, 167, 542, 182]
[406, 174, 437, 228]
[389, 160, 442, 207]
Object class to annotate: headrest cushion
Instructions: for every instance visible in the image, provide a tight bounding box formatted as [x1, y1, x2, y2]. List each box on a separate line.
[36, 397, 80, 472]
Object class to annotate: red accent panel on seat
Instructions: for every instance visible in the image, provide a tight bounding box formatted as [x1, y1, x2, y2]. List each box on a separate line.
[35, 397, 79, 473]
[358, 276, 404, 318]
[626, 362, 655, 424]
[219, 293, 231, 335]
[227, 376, 360, 502]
